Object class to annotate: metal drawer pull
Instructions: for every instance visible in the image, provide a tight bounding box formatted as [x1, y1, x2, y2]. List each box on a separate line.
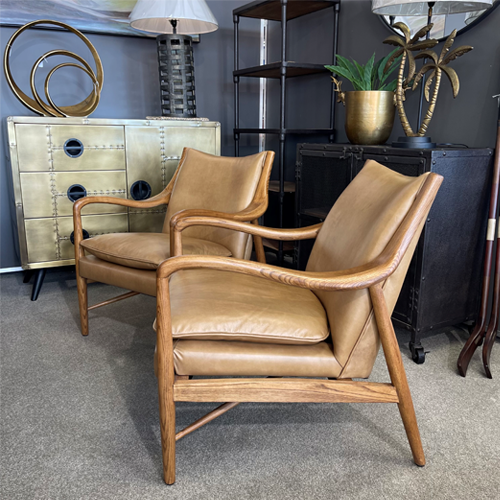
[70, 229, 89, 245]
[130, 180, 152, 200]
[64, 138, 84, 158]
[67, 184, 87, 202]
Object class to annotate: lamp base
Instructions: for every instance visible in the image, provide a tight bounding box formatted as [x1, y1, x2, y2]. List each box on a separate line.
[157, 34, 196, 118]
[392, 136, 436, 149]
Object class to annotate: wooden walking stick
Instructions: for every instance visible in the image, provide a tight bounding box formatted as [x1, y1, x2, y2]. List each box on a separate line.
[457, 95, 500, 377]
[482, 95, 500, 378]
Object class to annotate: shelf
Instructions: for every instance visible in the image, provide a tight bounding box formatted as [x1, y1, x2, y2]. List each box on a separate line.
[269, 180, 295, 193]
[234, 61, 329, 79]
[234, 0, 339, 21]
[235, 128, 334, 135]
[262, 238, 295, 252]
[301, 207, 330, 219]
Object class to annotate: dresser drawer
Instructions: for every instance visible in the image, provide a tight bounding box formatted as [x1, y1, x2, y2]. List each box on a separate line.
[16, 124, 125, 172]
[24, 213, 129, 264]
[20, 171, 127, 218]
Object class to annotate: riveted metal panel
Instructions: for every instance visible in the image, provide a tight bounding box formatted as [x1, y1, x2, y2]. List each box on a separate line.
[162, 126, 220, 157]
[15, 124, 53, 172]
[125, 127, 164, 197]
[20, 171, 128, 219]
[24, 214, 128, 264]
[51, 125, 125, 171]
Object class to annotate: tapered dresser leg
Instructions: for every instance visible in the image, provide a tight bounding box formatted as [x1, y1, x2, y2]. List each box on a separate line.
[76, 275, 89, 336]
[31, 269, 46, 301]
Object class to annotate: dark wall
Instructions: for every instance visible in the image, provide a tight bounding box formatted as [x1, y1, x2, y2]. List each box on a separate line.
[1, 0, 499, 269]
[336, 0, 500, 148]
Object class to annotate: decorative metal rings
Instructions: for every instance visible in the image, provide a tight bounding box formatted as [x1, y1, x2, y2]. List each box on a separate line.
[3, 20, 103, 117]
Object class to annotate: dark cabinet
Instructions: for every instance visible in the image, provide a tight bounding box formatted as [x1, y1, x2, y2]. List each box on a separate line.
[295, 143, 493, 363]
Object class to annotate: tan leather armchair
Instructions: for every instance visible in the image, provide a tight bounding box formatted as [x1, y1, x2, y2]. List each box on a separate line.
[153, 160, 443, 484]
[73, 147, 275, 336]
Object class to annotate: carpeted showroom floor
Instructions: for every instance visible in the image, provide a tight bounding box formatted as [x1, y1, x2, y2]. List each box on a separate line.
[1, 267, 499, 500]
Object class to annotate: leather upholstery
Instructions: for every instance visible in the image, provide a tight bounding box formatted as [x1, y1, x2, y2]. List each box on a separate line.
[172, 340, 342, 378]
[160, 161, 432, 379]
[164, 148, 267, 259]
[81, 232, 231, 270]
[307, 160, 430, 377]
[167, 269, 330, 345]
[79, 255, 156, 296]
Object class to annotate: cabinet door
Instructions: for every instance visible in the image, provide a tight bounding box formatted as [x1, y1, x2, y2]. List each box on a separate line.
[297, 149, 352, 218]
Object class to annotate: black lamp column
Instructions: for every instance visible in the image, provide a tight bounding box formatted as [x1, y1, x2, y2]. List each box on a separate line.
[157, 19, 196, 117]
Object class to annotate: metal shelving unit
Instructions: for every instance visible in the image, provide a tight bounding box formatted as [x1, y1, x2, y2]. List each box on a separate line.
[233, 0, 340, 262]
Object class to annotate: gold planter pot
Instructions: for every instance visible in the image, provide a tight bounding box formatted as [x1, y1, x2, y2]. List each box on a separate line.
[342, 91, 395, 146]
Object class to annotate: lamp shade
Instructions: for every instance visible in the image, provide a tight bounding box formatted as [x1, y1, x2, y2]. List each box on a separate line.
[129, 0, 218, 34]
[372, 0, 493, 15]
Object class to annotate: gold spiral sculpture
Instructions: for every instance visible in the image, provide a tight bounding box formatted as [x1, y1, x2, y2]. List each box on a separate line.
[3, 20, 103, 117]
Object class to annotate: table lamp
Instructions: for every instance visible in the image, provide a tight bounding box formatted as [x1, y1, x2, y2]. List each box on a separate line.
[130, 0, 218, 118]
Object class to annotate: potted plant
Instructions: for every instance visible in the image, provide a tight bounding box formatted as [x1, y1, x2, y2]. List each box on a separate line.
[326, 51, 400, 145]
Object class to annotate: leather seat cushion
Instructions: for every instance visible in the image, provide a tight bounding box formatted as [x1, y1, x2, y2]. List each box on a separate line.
[80, 232, 231, 270]
[166, 269, 330, 345]
[172, 340, 342, 378]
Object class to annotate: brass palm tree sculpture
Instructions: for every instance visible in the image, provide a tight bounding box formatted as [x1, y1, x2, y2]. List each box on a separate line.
[411, 30, 473, 137]
[383, 22, 439, 137]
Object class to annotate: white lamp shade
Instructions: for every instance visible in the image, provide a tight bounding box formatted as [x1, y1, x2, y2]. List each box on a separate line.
[372, 0, 493, 15]
[129, 0, 218, 34]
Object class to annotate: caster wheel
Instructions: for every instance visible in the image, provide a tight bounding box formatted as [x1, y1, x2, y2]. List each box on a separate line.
[409, 343, 426, 364]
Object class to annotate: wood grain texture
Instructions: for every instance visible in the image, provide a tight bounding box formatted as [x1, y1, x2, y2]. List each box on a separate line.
[156, 275, 176, 484]
[173, 379, 398, 403]
[175, 402, 240, 441]
[87, 291, 139, 311]
[252, 219, 267, 264]
[370, 284, 425, 466]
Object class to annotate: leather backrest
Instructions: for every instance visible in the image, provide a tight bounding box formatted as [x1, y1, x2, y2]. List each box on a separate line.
[164, 148, 267, 259]
[306, 160, 430, 378]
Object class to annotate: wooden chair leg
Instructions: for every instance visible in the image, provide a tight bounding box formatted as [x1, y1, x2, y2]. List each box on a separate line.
[76, 274, 89, 336]
[370, 285, 425, 466]
[158, 387, 176, 484]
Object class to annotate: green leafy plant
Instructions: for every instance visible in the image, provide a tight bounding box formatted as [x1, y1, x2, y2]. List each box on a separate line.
[325, 50, 401, 91]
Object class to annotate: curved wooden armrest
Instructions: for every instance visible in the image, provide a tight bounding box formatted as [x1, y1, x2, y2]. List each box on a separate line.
[73, 190, 171, 216]
[157, 254, 391, 292]
[170, 216, 322, 257]
[160, 171, 443, 290]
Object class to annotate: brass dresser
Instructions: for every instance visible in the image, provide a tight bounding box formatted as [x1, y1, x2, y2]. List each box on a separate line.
[6, 116, 221, 299]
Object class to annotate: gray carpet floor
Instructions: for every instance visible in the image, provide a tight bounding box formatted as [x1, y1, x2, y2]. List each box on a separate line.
[1, 267, 499, 500]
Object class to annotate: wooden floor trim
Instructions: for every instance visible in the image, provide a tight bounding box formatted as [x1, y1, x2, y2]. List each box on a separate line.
[174, 378, 399, 404]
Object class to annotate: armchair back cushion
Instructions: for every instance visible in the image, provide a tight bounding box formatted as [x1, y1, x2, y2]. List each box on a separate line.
[307, 160, 430, 378]
[164, 148, 268, 259]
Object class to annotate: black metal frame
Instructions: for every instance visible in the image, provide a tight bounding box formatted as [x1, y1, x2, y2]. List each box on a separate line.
[233, 0, 341, 263]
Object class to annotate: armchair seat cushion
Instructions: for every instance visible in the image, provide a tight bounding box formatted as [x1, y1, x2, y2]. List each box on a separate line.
[166, 269, 330, 345]
[173, 340, 342, 378]
[80, 232, 232, 270]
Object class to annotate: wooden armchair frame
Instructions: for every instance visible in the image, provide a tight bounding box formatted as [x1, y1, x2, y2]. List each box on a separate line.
[155, 173, 443, 484]
[73, 148, 275, 336]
